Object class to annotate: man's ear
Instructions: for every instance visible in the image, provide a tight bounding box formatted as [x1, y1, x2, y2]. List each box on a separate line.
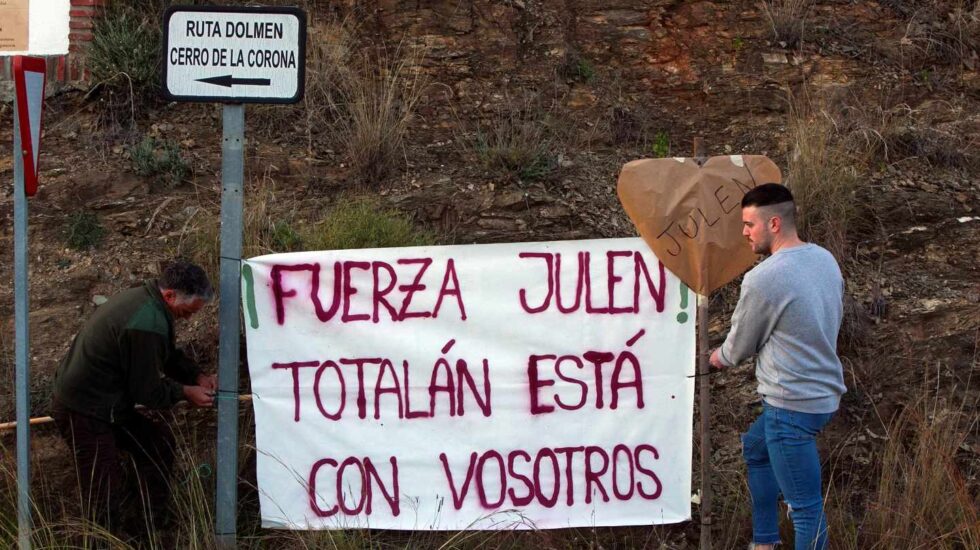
[769, 215, 782, 234]
[160, 288, 177, 305]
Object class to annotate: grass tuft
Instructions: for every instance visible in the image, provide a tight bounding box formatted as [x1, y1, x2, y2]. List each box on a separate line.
[891, 0, 980, 70]
[65, 211, 106, 251]
[179, 176, 302, 281]
[129, 137, 190, 189]
[761, 0, 813, 48]
[469, 105, 557, 186]
[329, 44, 428, 187]
[248, 16, 355, 150]
[301, 201, 437, 251]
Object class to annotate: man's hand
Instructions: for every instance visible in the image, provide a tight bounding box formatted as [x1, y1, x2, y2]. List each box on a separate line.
[196, 373, 218, 392]
[709, 348, 726, 370]
[183, 385, 215, 407]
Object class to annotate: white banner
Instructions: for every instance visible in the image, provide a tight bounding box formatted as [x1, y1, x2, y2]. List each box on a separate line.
[242, 238, 695, 530]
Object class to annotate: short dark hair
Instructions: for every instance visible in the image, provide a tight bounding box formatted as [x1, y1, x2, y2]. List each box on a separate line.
[159, 260, 213, 300]
[742, 182, 797, 229]
[741, 182, 795, 208]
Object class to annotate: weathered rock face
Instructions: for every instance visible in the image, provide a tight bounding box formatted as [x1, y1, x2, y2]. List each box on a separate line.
[340, 1, 762, 94]
[326, 0, 877, 136]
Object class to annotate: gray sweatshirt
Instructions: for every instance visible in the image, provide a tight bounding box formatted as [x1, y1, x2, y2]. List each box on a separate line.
[719, 243, 847, 414]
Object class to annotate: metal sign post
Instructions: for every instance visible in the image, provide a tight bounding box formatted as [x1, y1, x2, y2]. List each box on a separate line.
[161, 7, 306, 547]
[13, 85, 31, 550]
[12, 54, 46, 550]
[5, 4, 71, 545]
[215, 104, 244, 549]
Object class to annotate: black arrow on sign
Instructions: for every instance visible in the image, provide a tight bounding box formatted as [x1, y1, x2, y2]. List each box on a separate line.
[196, 75, 272, 88]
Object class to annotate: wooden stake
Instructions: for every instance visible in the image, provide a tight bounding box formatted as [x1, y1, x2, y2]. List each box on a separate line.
[693, 137, 713, 550]
[0, 394, 254, 432]
[698, 293, 712, 550]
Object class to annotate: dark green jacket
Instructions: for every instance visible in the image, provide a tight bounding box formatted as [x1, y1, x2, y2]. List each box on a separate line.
[53, 280, 201, 422]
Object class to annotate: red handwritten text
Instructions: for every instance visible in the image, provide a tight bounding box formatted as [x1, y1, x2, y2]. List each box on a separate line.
[440, 442, 662, 510]
[308, 455, 400, 517]
[272, 341, 492, 422]
[271, 258, 467, 325]
[519, 251, 666, 315]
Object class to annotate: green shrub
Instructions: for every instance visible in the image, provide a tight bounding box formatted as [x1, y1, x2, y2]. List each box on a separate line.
[651, 131, 671, 158]
[129, 136, 157, 176]
[87, 2, 162, 125]
[270, 221, 303, 251]
[558, 51, 596, 83]
[301, 201, 436, 251]
[65, 212, 106, 250]
[129, 137, 190, 188]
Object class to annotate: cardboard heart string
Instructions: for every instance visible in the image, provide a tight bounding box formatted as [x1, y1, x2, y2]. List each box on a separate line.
[616, 155, 782, 295]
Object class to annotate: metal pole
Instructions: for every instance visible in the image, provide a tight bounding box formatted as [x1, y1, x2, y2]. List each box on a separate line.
[216, 104, 244, 549]
[693, 137, 712, 550]
[13, 86, 33, 550]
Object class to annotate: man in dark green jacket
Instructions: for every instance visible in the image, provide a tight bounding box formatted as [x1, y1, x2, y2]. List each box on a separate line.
[51, 260, 216, 535]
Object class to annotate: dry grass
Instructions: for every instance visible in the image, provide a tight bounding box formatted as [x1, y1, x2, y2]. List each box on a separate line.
[0, 440, 129, 548]
[863, 396, 980, 548]
[0, 331, 13, 421]
[784, 97, 864, 262]
[824, 404, 979, 550]
[179, 176, 437, 283]
[249, 10, 428, 186]
[463, 102, 558, 186]
[889, 0, 980, 70]
[831, 87, 979, 171]
[761, 0, 814, 48]
[249, 15, 356, 152]
[329, 43, 429, 187]
[300, 19, 358, 151]
[3, 385, 977, 549]
[178, 173, 303, 282]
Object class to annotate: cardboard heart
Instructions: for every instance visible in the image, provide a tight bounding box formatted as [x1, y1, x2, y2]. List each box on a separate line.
[617, 155, 782, 296]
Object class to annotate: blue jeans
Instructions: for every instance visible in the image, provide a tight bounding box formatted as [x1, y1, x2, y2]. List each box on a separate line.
[741, 402, 834, 549]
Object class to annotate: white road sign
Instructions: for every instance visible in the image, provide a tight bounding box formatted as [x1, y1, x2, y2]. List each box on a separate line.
[163, 6, 306, 104]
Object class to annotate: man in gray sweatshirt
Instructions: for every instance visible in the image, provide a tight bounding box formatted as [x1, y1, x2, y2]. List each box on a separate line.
[709, 183, 846, 550]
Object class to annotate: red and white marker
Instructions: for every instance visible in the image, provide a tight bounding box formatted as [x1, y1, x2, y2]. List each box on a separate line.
[13, 56, 46, 197]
